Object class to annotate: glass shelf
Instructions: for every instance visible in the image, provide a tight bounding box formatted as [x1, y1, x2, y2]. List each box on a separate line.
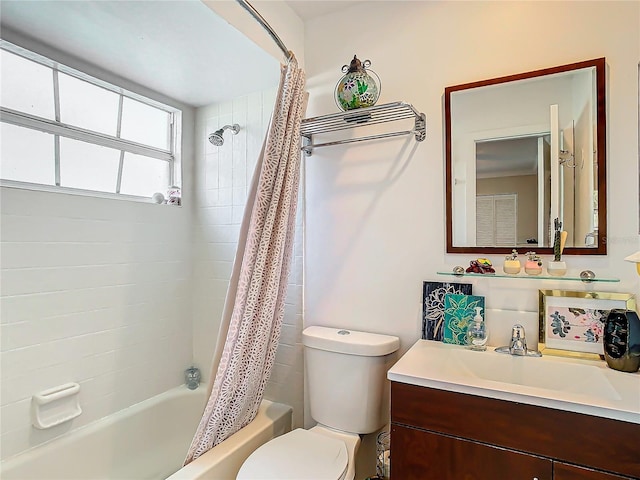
[436, 271, 620, 283]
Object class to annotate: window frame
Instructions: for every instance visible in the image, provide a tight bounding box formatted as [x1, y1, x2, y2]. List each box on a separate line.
[0, 40, 182, 202]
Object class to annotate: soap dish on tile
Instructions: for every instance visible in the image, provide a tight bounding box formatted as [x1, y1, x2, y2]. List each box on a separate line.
[31, 382, 82, 429]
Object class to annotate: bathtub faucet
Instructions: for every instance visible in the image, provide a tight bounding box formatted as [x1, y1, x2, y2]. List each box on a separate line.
[185, 366, 201, 390]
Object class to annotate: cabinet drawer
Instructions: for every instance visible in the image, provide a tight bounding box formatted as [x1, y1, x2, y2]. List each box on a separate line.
[391, 424, 552, 480]
[391, 382, 640, 478]
[554, 462, 635, 480]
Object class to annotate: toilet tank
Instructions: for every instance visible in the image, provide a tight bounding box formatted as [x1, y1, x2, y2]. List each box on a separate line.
[302, 326, 400, 434]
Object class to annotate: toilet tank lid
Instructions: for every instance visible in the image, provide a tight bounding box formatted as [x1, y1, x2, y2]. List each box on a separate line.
[302, 326, 400, 356]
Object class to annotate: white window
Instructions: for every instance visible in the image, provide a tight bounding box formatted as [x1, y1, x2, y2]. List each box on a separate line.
[0, 41, 181, 201]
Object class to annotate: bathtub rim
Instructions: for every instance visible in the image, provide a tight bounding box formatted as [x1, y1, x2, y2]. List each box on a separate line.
[1, 384, 293, 480]
[167, 398, 293, 480]
[0, 384, 206, 472]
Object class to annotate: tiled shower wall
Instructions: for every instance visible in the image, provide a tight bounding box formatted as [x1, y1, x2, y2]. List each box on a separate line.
[0, 181, 194, 460]
[192, 87, 305, 428]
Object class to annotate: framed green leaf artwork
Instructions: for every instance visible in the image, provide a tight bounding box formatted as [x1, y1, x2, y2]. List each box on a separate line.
[442, 294, 485, 345]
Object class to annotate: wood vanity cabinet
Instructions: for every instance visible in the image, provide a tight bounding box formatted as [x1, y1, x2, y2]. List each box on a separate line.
[392, 423, 553, 478]
[390, 382, 640, 480]
[554, 463, 633, 480]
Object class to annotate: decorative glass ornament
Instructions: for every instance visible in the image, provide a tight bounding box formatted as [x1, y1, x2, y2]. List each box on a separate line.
[334, 55, 381, 111]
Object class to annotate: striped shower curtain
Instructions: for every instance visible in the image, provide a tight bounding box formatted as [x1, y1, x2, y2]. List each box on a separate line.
[185, 56, 306, 464]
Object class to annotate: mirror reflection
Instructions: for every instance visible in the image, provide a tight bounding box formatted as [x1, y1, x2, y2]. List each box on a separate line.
[445, 58, 606, 255]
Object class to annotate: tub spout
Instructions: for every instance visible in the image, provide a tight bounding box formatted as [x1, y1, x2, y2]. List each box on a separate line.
[185, 366, 201, 390]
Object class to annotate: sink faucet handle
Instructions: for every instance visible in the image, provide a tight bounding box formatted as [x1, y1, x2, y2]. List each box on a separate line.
[509, 324, 528, 355]
[511, 324, 526, 339]
[495, 324, 542, 357]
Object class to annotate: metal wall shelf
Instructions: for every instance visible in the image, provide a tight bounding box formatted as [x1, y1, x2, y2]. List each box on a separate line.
[300, 101, 426, 156]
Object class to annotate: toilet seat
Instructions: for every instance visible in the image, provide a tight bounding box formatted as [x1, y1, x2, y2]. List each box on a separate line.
[236, 428, 348, 480]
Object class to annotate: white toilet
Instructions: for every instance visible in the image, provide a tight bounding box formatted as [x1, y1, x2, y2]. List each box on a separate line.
[236, 326, 400, 480]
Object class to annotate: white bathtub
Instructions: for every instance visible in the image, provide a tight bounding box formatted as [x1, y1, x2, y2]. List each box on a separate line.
[0, 385, 292, 480]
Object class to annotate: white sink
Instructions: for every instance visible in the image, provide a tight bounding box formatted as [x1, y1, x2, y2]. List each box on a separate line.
[432, 346, 621, 401]
[388, 340, 640, 424]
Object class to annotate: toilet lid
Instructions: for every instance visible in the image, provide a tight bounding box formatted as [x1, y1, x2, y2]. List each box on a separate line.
[236, 428, 348, 480]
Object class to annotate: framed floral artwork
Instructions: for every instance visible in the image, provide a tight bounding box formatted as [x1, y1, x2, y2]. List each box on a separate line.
[538, 290, 636, 359]
[442, 293, 485, 345]
[422, 281, 472, 341]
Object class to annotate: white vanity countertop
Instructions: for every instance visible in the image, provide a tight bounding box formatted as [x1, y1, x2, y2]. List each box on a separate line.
[387, 340, 640, 425]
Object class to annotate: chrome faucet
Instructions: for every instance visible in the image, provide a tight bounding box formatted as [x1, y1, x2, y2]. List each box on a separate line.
[496, 324, 542, 357]
[508, 324, 528, 355]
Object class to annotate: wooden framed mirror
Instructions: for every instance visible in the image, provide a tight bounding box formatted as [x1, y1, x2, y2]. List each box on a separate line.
[445, 58, 606, 255]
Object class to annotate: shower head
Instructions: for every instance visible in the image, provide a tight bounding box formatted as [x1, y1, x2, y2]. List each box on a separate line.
[208, 131, 225, 147]
[208, 124, 240, 146]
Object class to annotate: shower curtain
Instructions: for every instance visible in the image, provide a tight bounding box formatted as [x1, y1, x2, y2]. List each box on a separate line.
[185, 56, 306, 464]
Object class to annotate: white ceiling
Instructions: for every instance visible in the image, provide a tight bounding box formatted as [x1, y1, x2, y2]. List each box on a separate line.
[0, 0, 282, 107]
[284, 1, 361, 21]
[476, 136, 544, 178]
[0, 1, 369, 107]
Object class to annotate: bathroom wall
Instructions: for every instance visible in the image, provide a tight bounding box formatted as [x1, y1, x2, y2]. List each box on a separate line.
[303, 1, 640, 354]
[192, 87, 305, 428]
[0, 38, 195, 460]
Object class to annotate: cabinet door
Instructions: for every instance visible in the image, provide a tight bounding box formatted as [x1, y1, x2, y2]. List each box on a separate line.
[554, 462, 633, 480]
[391, 424, 552, 480]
